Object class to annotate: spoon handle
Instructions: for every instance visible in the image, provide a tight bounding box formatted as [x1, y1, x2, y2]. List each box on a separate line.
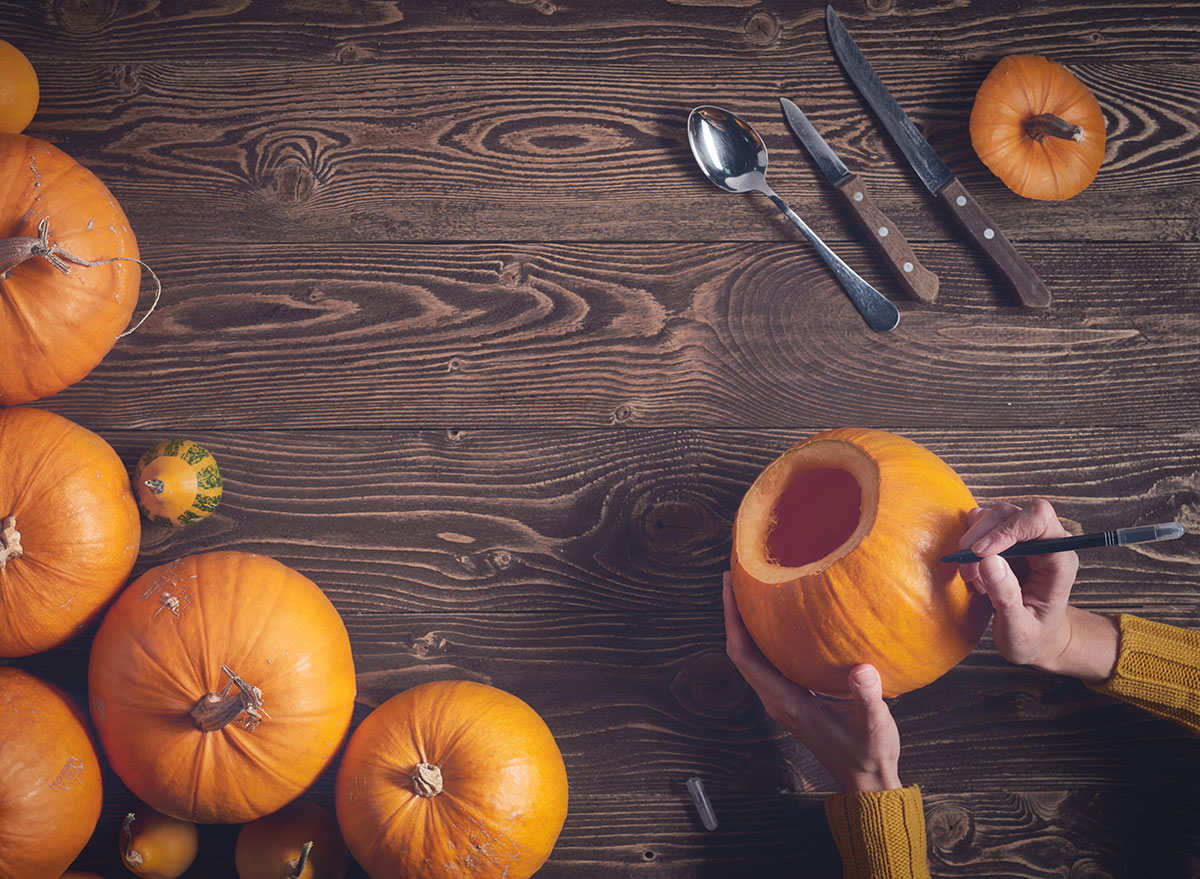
[762, 188, 900, 332]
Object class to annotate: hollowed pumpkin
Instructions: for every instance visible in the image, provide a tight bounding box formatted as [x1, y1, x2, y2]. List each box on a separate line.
[87, 551, 357, 824]
[0, 667, 103, 879]
[334, 680, 568, 879]
[731, 428, 990, 698]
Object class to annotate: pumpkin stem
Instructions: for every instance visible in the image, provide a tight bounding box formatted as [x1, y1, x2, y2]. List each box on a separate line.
[412, 762, 444, 798]
[0, 516, 22, 571]
[122, 812, 144, 867]
[0, 217, 163, 338]
[1026, 113, 1085, 143]
[190, 665, 270, 732]
[285, 841, 315, 879]
[143, 478, 166, 496]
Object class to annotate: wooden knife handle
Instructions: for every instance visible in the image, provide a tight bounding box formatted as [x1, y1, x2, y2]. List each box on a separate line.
[835, 175, 939, 303]
[937, 177, 1051, 310]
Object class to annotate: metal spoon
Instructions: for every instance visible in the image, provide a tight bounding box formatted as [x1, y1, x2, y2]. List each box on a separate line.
[686, 105, 899, 332]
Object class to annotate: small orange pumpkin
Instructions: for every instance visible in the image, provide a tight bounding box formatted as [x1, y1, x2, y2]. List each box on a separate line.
[0, 40, 38, 133]
[134, 440, 222, 527]
[0, 667, 103, 879]
[970, 54, 1105, 201]
[119, 804, 198, 879]
[236, 801, 349, 879]
[731, 428, 991, 698]
[335, 680, 569, 879]
[88, 551, 357, 824]
[0, 407, 141, 657]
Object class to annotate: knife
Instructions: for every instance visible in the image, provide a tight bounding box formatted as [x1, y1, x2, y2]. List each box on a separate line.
[780, 96, 938, 304]
[825, 6, 1051, 310]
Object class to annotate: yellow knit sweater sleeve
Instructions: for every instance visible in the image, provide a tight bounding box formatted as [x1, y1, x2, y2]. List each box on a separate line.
[1086, 613, 1200, 734]
[824, 785, 930, 879]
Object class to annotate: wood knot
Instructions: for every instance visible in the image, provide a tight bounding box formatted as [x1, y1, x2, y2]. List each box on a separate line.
[744, 12, 780, 46]
[113, 64, 141, 95]
[273, 162, 316, 202]
[927, 802, 974, 855]
[335, 43, 360, 62]
[505, 0, 556, 13]
[636, 498, 716, 556]
[671, 653, 750, 717]
[866, 0, 894, 11]
[53, 0, 114, 34]
[610, 404, 635, 425]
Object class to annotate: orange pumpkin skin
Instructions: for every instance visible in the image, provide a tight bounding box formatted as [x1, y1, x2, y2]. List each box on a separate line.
[118, 804, 198, 879]
[236, 801, 349, 879]
[0, 407, 141, 657]
[970, 54, 1105, 201]
[0, 667, 103, 879]
[0, 41, 38, 134]
[59, 872, 105, 878]
[87, 551, 357, 824]
[335, 681, 569, 879]
[731, 428, 991, 698]
[0, 133, 141, 404]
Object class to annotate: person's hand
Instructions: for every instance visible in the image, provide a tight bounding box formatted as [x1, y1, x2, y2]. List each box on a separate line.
[723, 572, 901, 793]
[958, 500, 1117, 682]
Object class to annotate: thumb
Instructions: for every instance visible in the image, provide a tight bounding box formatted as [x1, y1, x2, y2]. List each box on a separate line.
[978, 554, 1026, 618]
[848, 664, 889, 729]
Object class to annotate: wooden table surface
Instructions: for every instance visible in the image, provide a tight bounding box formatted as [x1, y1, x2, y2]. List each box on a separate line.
[5, 0, 1200, 875]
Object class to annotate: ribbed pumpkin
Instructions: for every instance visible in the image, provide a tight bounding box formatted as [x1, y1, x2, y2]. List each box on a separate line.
[731, 428, 990, 698]
[335, 680, 568, 879]
[0, 134, 144, 404]
[87, 551, 357, 824]
[969, 54, 1106, 201]
[0, 407, 141, 657]
[236, 801, 349, 879]
[0, 667, 103, 879]
[134, 439, 222, 527]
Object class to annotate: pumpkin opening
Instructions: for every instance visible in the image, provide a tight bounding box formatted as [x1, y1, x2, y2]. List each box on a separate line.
[766, 468, 861, 568]
[735, 438, 880, 584]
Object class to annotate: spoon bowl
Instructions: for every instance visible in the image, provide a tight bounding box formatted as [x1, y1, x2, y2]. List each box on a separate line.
[686, 105, 899, 332]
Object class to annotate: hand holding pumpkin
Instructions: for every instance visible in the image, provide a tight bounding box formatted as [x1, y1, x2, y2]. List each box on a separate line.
[959, 500, 1118, 683]
[723, 573, 901, 793]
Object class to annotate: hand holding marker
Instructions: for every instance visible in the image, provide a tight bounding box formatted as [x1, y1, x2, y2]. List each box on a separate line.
[942, 522, 1186, 565]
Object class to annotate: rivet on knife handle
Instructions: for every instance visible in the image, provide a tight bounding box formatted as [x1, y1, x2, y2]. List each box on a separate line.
[937, 178, 1051, 310]
[834, 175, 938, 303]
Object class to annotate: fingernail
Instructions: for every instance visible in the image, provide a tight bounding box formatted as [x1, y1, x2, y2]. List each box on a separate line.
[979, 554, 1006, 585]
[852, 666, 876, 687]
[972, 536, 995, 556]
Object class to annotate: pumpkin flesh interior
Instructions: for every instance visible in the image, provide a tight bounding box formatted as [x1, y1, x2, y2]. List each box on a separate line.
[738, 439, 880, 584]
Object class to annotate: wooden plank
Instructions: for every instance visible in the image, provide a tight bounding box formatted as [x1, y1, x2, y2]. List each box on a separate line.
[17, 427, 1192, 613]
[5, 0, 1198, 64]
[56, 788, 1200, 878]
[10, 61, 1197, 243]
[30, 242, 1200, 429]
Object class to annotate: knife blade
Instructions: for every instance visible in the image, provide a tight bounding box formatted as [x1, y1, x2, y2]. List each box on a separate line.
[825, 6, 1051, 310]
[780, 96, 938, 304]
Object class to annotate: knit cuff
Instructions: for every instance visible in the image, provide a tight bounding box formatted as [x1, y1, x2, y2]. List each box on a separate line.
[824, 784, 931, 879]
[1086, 614, 1200, 734]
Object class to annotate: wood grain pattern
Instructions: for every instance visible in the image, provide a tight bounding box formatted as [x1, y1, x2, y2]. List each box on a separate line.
[37, 427, 1195, 614]
[5, 0, 1199, 64]
[1, 1, 1197, 876]
[29, 241, 1200, 429]
[8, 61, 1197, 243]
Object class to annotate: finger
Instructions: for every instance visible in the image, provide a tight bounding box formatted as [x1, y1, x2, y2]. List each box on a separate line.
[958, 502, 1022, 584]
[723, 578, 817, 716]
[977, 554, 1027, 619]
[971, 498, 1068, 557]
[847, 664, 892, 732]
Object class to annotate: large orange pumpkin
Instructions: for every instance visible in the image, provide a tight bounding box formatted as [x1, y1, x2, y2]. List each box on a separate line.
[88, 551, 357, 824]
[0, 134, 143, 404]
[0, 667, 103, 879]
[731, 428, 991, 698]
[969, 54, 1106, 201]
[335, 680, 569, 879]
[0, 407, 141, 657]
